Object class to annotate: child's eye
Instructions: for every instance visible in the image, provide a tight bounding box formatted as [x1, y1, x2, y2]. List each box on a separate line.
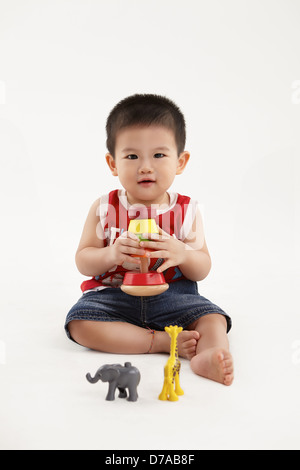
[154, 153, 165, 158]
[126, 154, 138, 160]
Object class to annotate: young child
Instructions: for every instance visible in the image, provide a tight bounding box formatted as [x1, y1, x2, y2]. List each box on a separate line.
[65, 94, 234, 386]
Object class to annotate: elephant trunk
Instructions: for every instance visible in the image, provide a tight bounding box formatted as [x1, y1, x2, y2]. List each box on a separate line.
[86, 372, 100, 384]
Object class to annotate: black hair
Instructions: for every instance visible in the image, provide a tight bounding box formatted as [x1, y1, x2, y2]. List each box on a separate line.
[106, 94, 186, 157]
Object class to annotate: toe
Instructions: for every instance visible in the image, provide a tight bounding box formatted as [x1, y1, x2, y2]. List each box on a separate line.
[224, 373, 234, 386]
[224, 364, 234, 374]
[223, 358, 232, 368]
[217, 351, 225, 362]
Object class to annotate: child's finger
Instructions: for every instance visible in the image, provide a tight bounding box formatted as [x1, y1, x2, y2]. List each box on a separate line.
[123, 246, 147, 256]
[141, 232, 160, 241]
[139, 240, 165, 251]
[157, 226, 171, 238]
[141, 231, 169, 241]
[119, 230, 140, 241]
[123, 256, 141, 265]
[146, 249, 168, 259]
[156, 260, 172, 273]
[119, 237, 142, 248]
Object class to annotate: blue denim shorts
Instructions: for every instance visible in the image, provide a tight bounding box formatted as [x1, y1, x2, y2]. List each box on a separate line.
[65, 279, 232, 340]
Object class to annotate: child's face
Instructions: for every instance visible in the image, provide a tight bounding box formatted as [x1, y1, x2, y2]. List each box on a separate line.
[106, 125, 189, 205]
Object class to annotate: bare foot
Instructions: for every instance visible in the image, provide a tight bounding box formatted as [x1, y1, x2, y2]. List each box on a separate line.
[177, 330, 200, 359]
[190, 348, 234, 385]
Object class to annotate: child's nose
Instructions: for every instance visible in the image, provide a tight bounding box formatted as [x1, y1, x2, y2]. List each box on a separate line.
[139, 161, 154, 174]
[139, 166, 153, 174]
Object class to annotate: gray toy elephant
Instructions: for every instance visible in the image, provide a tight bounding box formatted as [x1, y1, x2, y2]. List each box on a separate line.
[86, 362, 140, 401]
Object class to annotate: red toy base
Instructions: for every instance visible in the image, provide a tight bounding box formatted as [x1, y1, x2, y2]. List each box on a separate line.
[122, 271, 166, 286]
[121, 272, 169, 296]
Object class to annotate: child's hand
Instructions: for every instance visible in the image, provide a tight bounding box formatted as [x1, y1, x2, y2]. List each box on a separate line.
[111, 231, 146, 266]
[139, 227, 188, 273]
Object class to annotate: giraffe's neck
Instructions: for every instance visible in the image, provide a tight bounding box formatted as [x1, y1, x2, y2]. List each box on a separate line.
[170, 335, 178, 361]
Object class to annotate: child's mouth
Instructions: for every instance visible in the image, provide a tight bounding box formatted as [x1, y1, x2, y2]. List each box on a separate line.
[138, 180, 155, 187]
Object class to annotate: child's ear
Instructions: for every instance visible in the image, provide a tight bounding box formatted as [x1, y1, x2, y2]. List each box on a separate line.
[106, 153, 118, 176]
[176, 151, 190, 175]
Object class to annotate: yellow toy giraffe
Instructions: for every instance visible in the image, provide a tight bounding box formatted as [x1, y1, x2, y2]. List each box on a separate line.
[159, 325, 184, 401]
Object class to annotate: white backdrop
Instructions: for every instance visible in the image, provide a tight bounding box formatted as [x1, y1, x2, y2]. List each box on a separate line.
[0, 0, 300, 450]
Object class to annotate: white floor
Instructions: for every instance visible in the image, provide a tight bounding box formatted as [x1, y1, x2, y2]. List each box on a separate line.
[1, 0, 300, 452]
[1, 272, 299, 450]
